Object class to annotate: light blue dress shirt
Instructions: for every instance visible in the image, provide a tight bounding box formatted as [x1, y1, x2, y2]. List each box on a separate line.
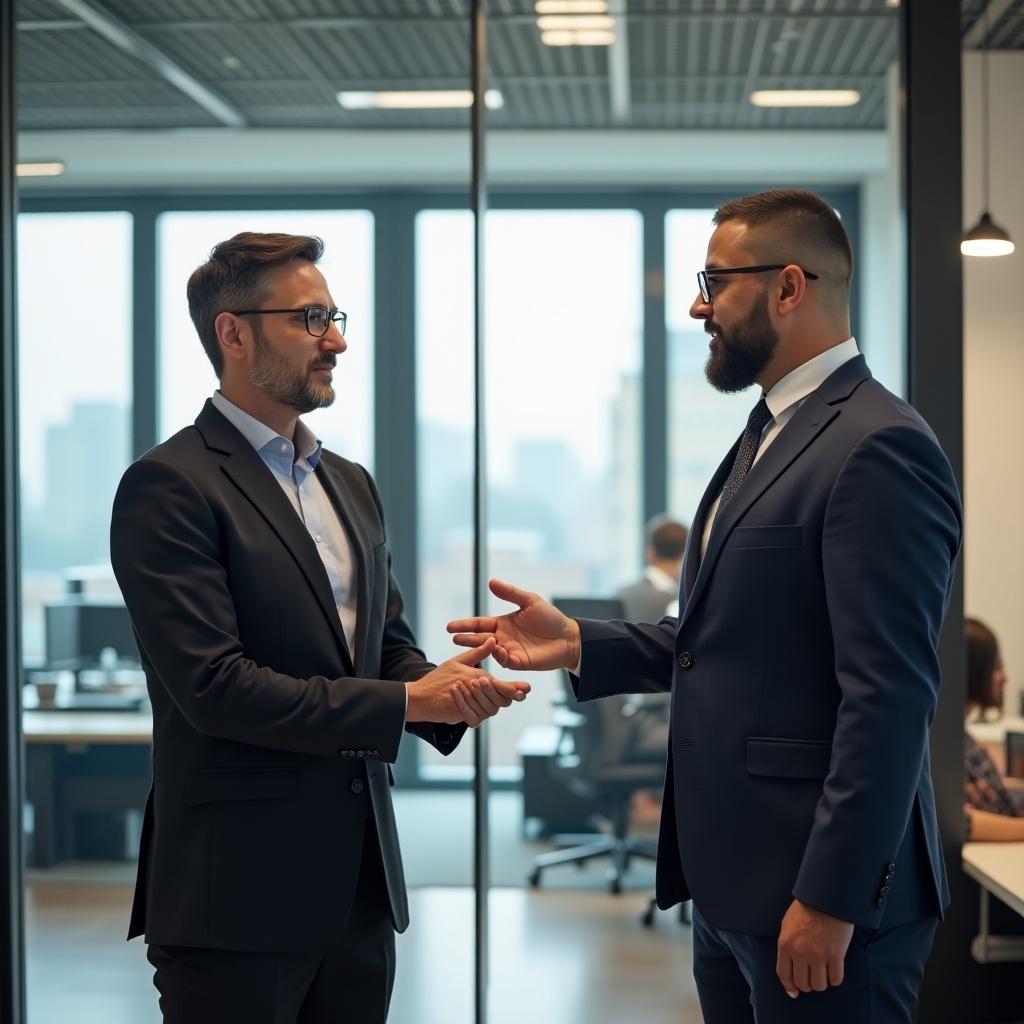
[211, 391, 359, 662]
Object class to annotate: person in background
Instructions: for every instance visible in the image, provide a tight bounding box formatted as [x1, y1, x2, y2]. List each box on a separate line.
[616, 516, 689, 622]
[964, 617, 1024, 841]
[615, 516, 689, 765]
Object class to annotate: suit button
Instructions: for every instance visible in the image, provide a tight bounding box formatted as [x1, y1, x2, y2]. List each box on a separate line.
[886, 863, 896, 873]
[879, 885, 891, 895]
[677, 651, 694, 670]
[875, 896, 887, 907]
[350, 779, 365, 795]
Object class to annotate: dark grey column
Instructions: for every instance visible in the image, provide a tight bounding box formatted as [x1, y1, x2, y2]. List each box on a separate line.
[640, 200, 668, 529]
[904, 3, 1018, 1020]
[0, 0, 27, 1018]
[470, 4, 490, 1022]
[132, 201, 159, 455]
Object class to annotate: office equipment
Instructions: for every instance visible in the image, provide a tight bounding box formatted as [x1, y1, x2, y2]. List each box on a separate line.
[44, 597, 139, 669]
[526, 597, 661, 894]
[1006, 731, 1024, 779]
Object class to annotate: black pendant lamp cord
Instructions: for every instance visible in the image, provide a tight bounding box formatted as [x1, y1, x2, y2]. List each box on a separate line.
[982, 0, 990, 212]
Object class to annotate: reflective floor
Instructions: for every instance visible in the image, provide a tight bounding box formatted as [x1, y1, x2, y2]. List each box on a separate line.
[26, 885, 701, 1024]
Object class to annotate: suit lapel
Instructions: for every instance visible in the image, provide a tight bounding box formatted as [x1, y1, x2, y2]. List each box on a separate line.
[196, 402, 356, 675]
[315, 460, 373, 676]
[680, 355, 871, 628]
[682, 439, 738, 602]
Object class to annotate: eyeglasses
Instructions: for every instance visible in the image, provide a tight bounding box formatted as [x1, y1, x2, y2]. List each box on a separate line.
[697, 265, 819, 303]
[230, 305, 347, 338]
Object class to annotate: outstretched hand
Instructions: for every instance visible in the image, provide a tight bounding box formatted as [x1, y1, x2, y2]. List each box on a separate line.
[447, 579, 581, 673]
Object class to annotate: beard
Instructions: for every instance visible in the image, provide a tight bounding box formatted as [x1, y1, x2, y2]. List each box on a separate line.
[249, 325, 336, 414]
[704, 290, 779, 393]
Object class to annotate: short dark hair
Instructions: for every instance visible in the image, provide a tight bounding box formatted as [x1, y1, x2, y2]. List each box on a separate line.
[965, 617, 1001, 711]
[713, 188, 853, 296]
[646, 516, 689, 561]
[186, 232, 324, 376]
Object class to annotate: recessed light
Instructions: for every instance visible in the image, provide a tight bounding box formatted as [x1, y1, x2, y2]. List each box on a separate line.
[337, 90, 503, 110]
[16, 161, 65, 177]
[536, 14, 615, 30]
[750, 90, 861, 107]
[535, 0, 609, 12]
[541, 29, 616, 46]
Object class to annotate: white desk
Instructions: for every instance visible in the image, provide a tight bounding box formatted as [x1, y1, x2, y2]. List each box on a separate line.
[962, 841, 1024, 962]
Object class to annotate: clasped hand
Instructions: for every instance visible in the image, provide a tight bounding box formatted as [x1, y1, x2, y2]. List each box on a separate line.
[406, 636, 531, 727]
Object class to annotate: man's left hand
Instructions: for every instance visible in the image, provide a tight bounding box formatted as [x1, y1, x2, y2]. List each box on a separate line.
[776, 899, 855, 999]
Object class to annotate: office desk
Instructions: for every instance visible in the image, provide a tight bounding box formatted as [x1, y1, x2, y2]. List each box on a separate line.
[24, 711, 152, 868]
[962, 841, 1024, 963]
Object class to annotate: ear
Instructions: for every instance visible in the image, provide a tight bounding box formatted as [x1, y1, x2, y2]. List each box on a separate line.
[214, 311, 249, 367]
[774, 265, 809, 318]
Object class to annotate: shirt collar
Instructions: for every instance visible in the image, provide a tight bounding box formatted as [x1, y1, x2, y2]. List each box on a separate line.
[211, 391, 322, 470]
[763, 336, 860, 422]
[645, 565, 679, 594]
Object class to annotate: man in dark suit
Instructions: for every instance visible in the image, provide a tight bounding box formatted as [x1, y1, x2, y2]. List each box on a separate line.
[449, 190, 962, 1022]
[111, 232, 528, 1024]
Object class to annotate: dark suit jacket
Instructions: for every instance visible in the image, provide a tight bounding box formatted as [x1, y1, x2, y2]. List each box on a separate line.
[574, 356, 962, 934]
[110, 401, 464, 952]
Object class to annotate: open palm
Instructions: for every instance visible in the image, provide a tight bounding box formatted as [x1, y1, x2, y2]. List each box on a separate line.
[447, 579, 581, 672]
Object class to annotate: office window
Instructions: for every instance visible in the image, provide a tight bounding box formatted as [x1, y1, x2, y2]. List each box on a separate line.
[158, 210, 374, 470]
[416, 208, 644, 771]
[665, 209, 751, 525]
[17, 211, 133, 661]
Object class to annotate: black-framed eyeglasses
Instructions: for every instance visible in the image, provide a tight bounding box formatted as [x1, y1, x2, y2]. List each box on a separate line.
[230, 305, 347, 338]
[697, 265, 819, 303]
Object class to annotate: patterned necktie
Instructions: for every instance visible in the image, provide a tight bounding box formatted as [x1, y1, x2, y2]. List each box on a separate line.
[717, 396, 773, 511]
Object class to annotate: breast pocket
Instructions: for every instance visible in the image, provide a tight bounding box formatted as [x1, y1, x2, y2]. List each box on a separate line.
[729, 525, 803, 549]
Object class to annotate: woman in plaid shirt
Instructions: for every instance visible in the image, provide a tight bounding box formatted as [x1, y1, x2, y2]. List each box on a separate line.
[964, 617, 1024, 840]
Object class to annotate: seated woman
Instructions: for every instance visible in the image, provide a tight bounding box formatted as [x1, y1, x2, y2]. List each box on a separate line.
[964, 617, 1024, 840]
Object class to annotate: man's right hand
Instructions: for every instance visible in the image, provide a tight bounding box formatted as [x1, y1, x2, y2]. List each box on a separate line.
[406, 636, 531, 727]
[447, 579, 581, 673]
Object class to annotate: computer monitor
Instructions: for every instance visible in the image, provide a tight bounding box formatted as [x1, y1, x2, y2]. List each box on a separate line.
[551, 596, 625, 622]
[44, 598, 140, 668]
[1006, 731, 1024, 780]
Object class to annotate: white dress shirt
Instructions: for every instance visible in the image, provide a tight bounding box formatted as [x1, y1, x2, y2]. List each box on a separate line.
[212, 391, 360, 662]
[700, 337, 860, 557]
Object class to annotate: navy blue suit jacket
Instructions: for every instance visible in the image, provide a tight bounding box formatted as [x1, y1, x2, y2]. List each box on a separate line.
[574, 355, 962, 934]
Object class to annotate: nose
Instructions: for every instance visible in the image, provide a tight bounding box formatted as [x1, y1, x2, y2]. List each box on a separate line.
[321, 322, 347, 354]
[690, 292, 712, 320]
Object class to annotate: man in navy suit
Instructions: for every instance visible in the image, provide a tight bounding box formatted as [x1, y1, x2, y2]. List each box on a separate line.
[449, 190, 962, 1022]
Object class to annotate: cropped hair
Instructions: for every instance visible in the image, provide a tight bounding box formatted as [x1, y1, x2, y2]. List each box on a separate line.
[646, 516, 689, 561]
[186, 232, 324, 375]
[713, 189, 853, 290]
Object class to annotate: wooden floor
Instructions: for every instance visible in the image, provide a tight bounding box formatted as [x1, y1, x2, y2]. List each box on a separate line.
[25, 884, 703, 1024]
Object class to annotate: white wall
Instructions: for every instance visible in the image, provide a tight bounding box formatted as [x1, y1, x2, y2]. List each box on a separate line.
[962, 51, 1024, 718]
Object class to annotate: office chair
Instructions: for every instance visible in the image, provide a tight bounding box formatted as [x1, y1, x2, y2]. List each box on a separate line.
[526, 597, 663, 895]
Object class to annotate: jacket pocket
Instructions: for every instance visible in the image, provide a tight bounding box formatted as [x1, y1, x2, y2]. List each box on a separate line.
[746, 737, 831, 779]
[729, 525, 803, 549]
[184, 768, 298, 806]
